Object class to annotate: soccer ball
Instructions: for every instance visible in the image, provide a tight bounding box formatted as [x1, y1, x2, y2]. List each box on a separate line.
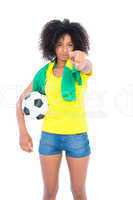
[22, 91, 48, 120]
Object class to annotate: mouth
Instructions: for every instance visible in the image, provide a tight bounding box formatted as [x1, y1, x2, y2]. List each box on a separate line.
[62, 55, 69, 58]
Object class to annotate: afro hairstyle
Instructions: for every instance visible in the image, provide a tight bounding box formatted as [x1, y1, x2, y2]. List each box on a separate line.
[39, 18, 90, 61]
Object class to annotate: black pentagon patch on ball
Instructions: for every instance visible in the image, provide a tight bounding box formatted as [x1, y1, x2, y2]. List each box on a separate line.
[25, 93, 31, 100]
[23, 107, 30, 115]
[36, 114, 44, 120]
[34, 99, 43, 108]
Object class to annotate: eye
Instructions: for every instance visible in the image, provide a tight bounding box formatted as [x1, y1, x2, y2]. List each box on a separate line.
[68, 44, 73, 47]
[57, 44, 61, 47]
[56, 43, 62, 47]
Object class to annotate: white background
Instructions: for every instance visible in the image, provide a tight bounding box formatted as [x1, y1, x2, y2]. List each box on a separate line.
[0, 0, 133, 199]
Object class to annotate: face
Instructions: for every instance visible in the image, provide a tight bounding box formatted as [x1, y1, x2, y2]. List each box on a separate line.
[55, 34, 74, 62]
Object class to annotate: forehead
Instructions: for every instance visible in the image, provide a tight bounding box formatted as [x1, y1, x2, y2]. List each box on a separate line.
[57, 34, 72, 43]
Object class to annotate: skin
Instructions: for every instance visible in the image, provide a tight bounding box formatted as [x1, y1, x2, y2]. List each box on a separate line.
[16, 34, 92, 200]
[16, 82, 33, 152]
[54, 34, 92, 77]
[40, 34, 90, 200]
[53, 34, 74, 77]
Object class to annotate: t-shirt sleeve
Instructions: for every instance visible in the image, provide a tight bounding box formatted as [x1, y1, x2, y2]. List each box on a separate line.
[32, 66, 46, 94]
[80, 68, 93, 79]
[79, 68, 93, 89]
[80, 59, 93, 79]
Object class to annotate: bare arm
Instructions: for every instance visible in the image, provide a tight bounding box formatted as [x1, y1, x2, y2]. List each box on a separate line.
[16, 82, 33, 152]
[16, 82, 32, 134]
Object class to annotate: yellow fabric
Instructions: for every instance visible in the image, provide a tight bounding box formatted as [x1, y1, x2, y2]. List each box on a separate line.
[41, 60, 92, 134]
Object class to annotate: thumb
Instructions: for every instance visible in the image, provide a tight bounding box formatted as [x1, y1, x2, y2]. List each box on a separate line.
[66, 46, 74, 57]
[68, 50, 79, 60]
[68, 51, 74, 59]
[68, 51, 76, 65]
[28, 141, 33, 151]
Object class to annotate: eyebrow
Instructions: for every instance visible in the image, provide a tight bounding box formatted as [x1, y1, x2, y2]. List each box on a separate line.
[57, 41, 73, 44]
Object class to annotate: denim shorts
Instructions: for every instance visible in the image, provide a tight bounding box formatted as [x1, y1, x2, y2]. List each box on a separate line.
[38, 131, 91, 158]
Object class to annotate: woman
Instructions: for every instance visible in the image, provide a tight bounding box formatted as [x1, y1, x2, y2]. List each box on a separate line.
[16, 18, 93, 200]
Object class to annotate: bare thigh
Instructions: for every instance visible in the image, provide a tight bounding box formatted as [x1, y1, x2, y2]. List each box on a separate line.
[39, 154, 62, 192]
[66, 155, 90, 191]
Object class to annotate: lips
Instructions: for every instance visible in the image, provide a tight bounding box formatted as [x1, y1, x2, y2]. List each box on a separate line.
[62, 55, 69, 58]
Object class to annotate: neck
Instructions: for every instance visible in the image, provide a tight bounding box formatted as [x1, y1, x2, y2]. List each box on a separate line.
[56, 59, 66, 68]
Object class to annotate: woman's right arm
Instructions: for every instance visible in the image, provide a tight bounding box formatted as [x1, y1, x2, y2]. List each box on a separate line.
[16, 82, 33, 153]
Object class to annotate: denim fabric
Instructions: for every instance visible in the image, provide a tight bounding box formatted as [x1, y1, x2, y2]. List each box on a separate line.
[38, 131, 91, 158]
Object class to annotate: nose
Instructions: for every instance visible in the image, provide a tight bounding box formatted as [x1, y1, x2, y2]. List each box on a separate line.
[63, 46, 70, 55]
[63, 47, 67, 53]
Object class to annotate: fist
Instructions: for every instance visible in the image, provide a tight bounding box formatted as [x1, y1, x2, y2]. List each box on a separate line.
[68, 50, 88, 70]
[19, 133, 33, 153]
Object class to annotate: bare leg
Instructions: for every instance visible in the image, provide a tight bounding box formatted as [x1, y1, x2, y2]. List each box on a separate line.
[39, 154, 62, 200]
[66, 155, 90, 200]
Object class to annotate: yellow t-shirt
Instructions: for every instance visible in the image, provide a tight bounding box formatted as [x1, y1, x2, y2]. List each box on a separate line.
[41, 61, 92, 134]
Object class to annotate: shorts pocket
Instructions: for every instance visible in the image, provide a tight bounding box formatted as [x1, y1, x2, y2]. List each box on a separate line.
[40, 132, 59, 148]
[66, 133, 89, 149]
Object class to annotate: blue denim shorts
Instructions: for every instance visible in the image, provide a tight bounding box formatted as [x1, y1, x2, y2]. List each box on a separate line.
[38, 131, 91, 158]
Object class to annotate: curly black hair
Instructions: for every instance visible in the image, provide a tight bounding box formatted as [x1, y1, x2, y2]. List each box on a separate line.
[39, 18, 90, 61]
